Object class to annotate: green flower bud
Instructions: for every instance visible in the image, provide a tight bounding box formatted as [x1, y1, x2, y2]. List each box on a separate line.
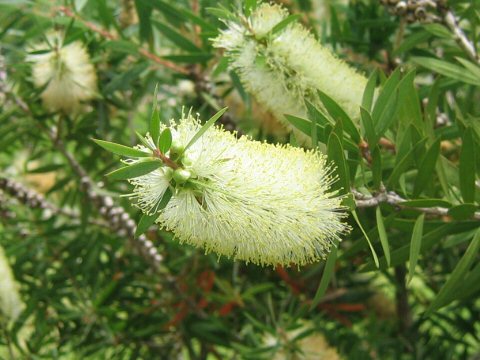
[169, 140, 185, 160]
[172, 168, 191, 185]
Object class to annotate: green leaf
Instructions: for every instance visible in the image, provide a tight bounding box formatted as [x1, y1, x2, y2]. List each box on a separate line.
[427, 229, 480, 313]
[104, 62, 149, 95]
[134, 0, 153, 43]
[376, 207, 391, 267]
[269, 14, 300, 36]
[393, 30, 431, 56]
[285, 114, 321, 139]
[135, 189, 172, 237]
[106, 160, 162, 180]
[327, 133, 349, 194]
[400, 199, 451, 208]
[413, 139, 441, 197]
[152, 20, 201, 52]
[372, 68, 401, 135]
[455, 57, 480, 81]
[362, 70, 377, 112]
[135, 131, 156, 151]
[93, 139, 151, 157]
[423, 23, 452, 39]
[135, 213, 158, 238]
[317, 90, 361, 143]
[361, 222, 479, 271]
[459, 128, 476, 203]
[103, 40, 139, 55]
[158, 128, 172, 154]
[305, 100, 331, 127]
[150, 86, 161, 147]
[150, 107, 161, 146]
[244, 0, 257, 16]
[157, 187, 173, 210]
[371, 146, 382, 189]
[387, 138, 427, 187]
[360, 107, 376, 147]
[310, 242, 338, 310]
[184, 107, 228, 151]
[411, 56, 479, 85]
[162, 53, 213, 64]
[352, 210, 379, 268]
[397, 70, 423, 132]
[448, 204, 478, 220]
[408, 214, 425, 284]
[206, 7, 236, 21]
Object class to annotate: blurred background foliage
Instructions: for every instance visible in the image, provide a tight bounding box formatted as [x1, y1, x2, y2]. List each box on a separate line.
[0, 0, 479, 359]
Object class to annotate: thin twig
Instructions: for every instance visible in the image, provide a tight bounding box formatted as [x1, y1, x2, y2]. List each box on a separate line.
[47, 130, 164, 271]
[440, 10, 478, 64]
[56, 6, 190, 75]
[353, 188, 480, 220]
[0, 177, 105, 227]
[8, 92, 164, 272]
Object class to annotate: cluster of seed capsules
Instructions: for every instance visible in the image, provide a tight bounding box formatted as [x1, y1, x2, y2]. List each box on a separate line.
[0, 176, 163, 270]
[381, 0, 447, 23]
[79, 176, 164, 269]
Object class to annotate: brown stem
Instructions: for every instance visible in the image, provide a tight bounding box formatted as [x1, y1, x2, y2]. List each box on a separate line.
[153, 149, 179, 169]
[56, 6, 190, 75]
[352, 188, 480, 220]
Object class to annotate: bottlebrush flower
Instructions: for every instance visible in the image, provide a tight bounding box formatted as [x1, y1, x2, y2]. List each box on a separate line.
[213, 3, 368, 133]
[122, 110, 349, 266]
[0, 245, 24, 323]
[28, 35, 97, 113]
[264, 322, 341, 360]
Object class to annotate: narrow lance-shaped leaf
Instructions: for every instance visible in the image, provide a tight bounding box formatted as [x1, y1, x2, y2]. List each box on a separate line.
[328, 132, 355, 209]
[362, 69, 377, 112]
[135, 131, 155, 151]
[400, 199, 451, 208]
[360, 107, 377, 147]
[372, 67, 401, 129]
[135, 213, 158, 238]
[352, 210, 379, 268]
[327, 132, 349, 194]
[397, 70, 423, 132]
[158, 128, 172, 154]
[408, 213, 425, 284]
[184, 107, 228, 151]
[150, 84, 160, 146]
[371, 146, 382, 189]
[411, 56, 479, 85]
[93, 139, 151, 157]
[107, 160, 162, 180]
[413, 139, 441, 197]
[134, 188, 173, 237]
[317, 90, 361, 144]
[269, 14, 301, 35]
[427, 228, 480, 314]
[459, 128, 476, 203]
[310, 241, 338, 310]
[376, 207, 391, 267]
[152, 20, 201, 52]
[388, 138, 427, 187]
[244, 0, 257, 16]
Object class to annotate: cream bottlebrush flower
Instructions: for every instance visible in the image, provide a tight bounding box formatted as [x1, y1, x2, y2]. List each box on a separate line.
[127, 111, 348, 266]
[264, 322, 341, 360]
[213, 3, 368, 132]
[0, 244, 24, 324]
[28, 36, 97, 113]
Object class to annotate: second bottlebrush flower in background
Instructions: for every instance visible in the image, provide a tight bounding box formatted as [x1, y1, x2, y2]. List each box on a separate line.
[214, 3, 368, 135]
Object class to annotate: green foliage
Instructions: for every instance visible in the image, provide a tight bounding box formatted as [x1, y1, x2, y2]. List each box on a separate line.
[0, 0, 479, 359]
